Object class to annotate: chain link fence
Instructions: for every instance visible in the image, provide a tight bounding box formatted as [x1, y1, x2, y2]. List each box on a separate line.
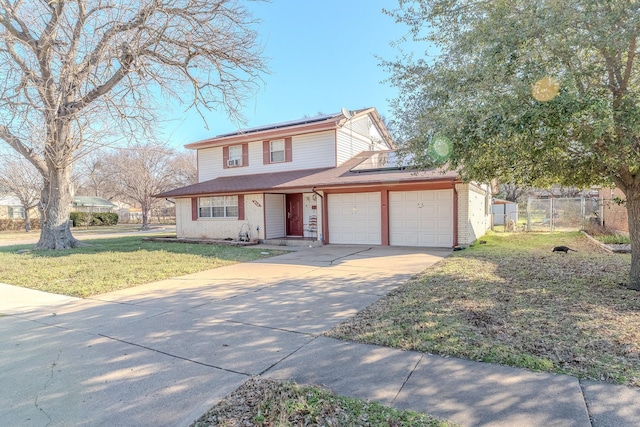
[492, 197, 599, 232]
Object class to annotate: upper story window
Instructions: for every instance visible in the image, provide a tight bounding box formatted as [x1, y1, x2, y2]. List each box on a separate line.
[198, 196, 238, 218]
[228, 145, 242, 167]
[223, 144, 247, 168]
[263, 137, 292, 164]
[270, 139, 285, 163]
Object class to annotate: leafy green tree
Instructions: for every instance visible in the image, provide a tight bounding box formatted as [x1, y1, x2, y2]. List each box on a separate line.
[386, 0, 640, 289]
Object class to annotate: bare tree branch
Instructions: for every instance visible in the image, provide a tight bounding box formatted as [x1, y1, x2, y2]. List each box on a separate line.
[0, 0, 267, 249]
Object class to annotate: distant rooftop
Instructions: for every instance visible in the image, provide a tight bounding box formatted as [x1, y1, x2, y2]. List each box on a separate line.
[72, 196, 117, 207]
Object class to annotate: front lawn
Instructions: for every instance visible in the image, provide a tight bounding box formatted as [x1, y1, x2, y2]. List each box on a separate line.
[328, 232, 640, 387]
[0, 236, 284, 297]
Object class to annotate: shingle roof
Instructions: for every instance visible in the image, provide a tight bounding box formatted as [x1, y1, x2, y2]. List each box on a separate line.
[286, 152, 458, 189]
[214, 113, 341, 138]
[72, 196, 117, 207]
[156, 167, 333, 198]
[184, 107, 394, 150]
[0, 195, 22, 206]
[156, 152, 458, 198]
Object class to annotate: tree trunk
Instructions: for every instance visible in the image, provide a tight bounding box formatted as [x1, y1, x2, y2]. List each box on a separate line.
[625, 184, 640, 290]
[24, 206, 31, 232]
[35, 166, 80, 250]
[141, 201, 150, 230]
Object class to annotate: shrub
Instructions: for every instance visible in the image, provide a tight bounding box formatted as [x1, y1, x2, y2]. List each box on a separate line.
[0, 218, 41, 231]
[70, 211, 118, 227]
[70, 212, 90, 227]
[92, 212, 118, 226]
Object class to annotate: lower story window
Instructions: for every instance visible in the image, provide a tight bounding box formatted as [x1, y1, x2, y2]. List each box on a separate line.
[199, 196, 238, 218]
[8, 206, 25, 219]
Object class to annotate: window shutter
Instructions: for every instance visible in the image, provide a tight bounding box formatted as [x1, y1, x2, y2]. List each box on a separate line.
[263, 140, 270, 164]
[242, 144, 249, 167]
[238, 194, 245, 220]
[285, 137, 292, 162]
[223, 146, 229, 169]
[191, 198, 198, 221]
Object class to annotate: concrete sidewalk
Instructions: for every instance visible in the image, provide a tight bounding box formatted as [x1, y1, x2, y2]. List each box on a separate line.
[1, 246, 639, 426]
[264, 337, 640, 426]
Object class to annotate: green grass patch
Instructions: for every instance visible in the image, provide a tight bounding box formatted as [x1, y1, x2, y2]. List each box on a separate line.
[0, 236, 285, 297]
[595, 234, 631, 244]
[328, 232, 640, 387]
[193, 378, 457, 427]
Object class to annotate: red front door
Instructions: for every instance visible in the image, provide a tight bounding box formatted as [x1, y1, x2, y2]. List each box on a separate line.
[286, 193, 303, 236]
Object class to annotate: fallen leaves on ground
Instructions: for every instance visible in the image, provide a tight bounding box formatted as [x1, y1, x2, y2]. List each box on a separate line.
[192, 378, 457, 427]
[327, 232, 640, 387]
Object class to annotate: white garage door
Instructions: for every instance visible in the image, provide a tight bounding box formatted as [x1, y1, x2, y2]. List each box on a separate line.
[390, 190, 453, 247]
[328, 192, 381, 244]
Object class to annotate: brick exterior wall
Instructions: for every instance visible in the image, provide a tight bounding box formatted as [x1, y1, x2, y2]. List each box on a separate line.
[457, 183, 491, 245]
[600, 188, 629, 233]
[176, 193, 265, 240]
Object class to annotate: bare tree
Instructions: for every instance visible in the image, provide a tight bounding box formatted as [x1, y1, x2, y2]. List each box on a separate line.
[0, 0, 266, 249]
[0, 155, 42, 232]
[553, 186, 588, 198]
[106, 142, 183, 229]
[74, 153, 119, 200]
[171, 150, 198, 188]
[498, 183, 529, 203]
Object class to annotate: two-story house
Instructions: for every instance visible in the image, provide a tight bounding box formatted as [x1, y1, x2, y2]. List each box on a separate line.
[157, 107, 491, 247]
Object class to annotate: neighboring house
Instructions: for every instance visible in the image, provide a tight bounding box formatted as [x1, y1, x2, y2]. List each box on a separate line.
[71, 196, 117, 213]
[527, 186, 598, 199]
[157, 108, 491, 247]
[0, 195, 27, 220]
[115, 199, 175, 223]
[492, 199, 519, 226]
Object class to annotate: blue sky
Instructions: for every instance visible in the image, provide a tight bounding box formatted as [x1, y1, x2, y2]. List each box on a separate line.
[161, 0, 425, 148]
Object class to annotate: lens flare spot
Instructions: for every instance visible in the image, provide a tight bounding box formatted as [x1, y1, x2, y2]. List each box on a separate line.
[430, 136, 452, 161]
[532, 76, 559, 102]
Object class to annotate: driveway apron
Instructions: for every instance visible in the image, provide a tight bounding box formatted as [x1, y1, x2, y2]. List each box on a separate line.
[0, 245, 447, 426]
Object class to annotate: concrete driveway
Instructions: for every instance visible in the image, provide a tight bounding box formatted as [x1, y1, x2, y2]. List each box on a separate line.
[0, 245, 448, 426]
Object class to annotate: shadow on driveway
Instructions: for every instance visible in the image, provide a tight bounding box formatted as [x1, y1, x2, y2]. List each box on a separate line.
[0, 245, 448, 426]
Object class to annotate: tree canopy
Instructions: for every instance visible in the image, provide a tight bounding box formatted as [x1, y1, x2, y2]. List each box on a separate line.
[385, 0, 640, 288]
[387, 0, 639, 187]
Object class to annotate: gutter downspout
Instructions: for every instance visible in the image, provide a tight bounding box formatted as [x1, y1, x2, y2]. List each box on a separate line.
[453, 183, 459, 248]
[312, 187, 325, 244]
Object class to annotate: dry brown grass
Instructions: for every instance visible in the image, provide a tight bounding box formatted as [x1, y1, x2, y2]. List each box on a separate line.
[192, 378, 457, 427]
[328, 232, 640, 386]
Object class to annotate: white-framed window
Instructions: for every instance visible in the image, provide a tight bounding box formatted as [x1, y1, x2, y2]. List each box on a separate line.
[270, 139, 285, 163]
[198, 196, 238, 218]
[227, 145, 242, 167]
[8, 206, 25, 219]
